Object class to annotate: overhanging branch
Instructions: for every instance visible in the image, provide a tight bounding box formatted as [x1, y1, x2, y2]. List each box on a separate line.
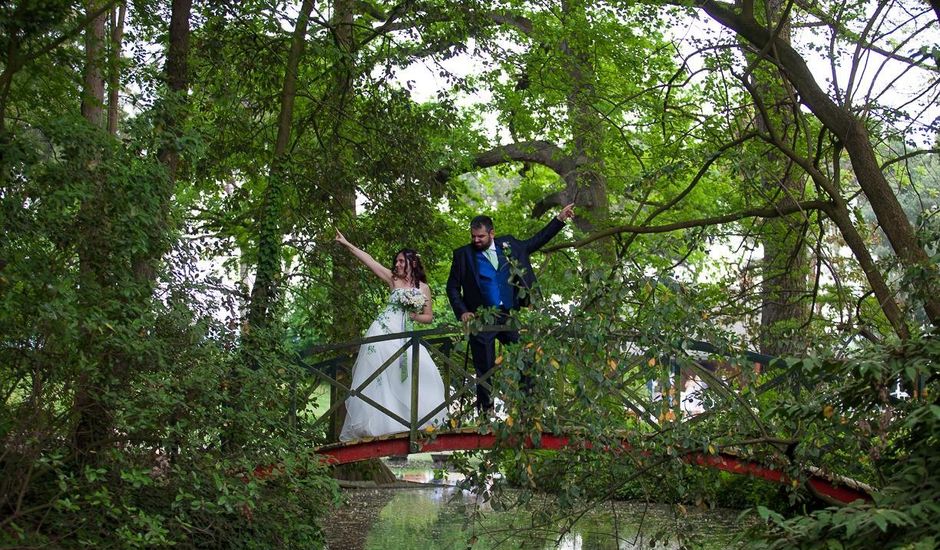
[436, 140, 575, 183]
[542, 200, 832, 252]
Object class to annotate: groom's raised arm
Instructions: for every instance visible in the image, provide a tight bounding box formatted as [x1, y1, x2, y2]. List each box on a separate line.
[519, 203, 574, 254]
[518, 217, 565, 255]
[446, 250, 469, 320]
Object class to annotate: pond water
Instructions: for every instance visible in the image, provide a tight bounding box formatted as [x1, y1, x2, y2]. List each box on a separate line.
[324, 462, 754, 549]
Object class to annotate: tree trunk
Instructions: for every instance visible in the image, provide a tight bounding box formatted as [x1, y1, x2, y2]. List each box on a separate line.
[156, 0, 189, 179]
[759, 212, 810, 354]
[133, 0, 190, 285]
[72, 0, 110, 461]
[327, 0, 357, 443]
[80, 0, 107, 128]
[750, 0, 810, 355]
[561, 0, 608, 234]
[106, 2, 126, 135]
[245, 0, 314, 335]
[324, 0, 395, 483]
[225, 0, 314, 453]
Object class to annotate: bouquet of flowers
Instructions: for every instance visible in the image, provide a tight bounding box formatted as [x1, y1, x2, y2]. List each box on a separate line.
[392, 287, 427, 314]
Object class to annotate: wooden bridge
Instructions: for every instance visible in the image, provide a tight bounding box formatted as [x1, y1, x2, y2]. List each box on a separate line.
[295, 325, 873, 506]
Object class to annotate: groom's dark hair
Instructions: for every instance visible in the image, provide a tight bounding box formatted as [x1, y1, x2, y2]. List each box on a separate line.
[470, 215, 494, 232]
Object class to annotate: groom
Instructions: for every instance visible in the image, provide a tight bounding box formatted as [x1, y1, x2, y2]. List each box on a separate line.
[446, 204, 575, 413]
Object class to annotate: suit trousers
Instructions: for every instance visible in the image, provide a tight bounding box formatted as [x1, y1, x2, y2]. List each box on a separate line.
[469, 310, 533, 413]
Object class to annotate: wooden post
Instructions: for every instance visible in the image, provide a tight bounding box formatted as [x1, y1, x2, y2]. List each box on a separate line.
[409, 336, 420, 452]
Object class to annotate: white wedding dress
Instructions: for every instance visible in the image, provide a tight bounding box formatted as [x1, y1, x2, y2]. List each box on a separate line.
[339, 288, 448, 441]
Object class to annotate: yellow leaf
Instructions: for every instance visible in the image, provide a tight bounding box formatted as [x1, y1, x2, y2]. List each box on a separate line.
[823, 405, 834, 418]
[495, 355, 504, 366]
[607, 358, 618, 370]
[663, 410, 677, 422]
[534, 420, 542, 432]
[425, 425, 435, 433]
[505, 416, 513, 427]
[648, 357, 656, 367]
[550, 358, 560, 368]
[707, 444, 716, 455]
[525, 342, 534, 349]
[526, 463, 533, 477]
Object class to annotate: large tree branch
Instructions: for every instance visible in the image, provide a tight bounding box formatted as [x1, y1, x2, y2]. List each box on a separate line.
[354, 0, 386, 20]
[475, 140, 574, 172]
[359, 2, 422, 39]
[486, 12, 534, 36]
[436, 140, 577, 184]
[542, 200, 831, 253]
[532, 189, 568, 218]
[697, 1, 849, 135]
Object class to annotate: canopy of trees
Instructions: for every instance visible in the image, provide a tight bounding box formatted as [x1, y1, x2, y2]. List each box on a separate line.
[1, 0, 937, 546]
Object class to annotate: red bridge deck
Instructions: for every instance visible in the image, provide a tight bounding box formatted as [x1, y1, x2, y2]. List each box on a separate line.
[314, 428, 873, 506]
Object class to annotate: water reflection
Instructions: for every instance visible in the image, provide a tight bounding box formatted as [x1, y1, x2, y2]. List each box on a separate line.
[326, 484, 747, 550]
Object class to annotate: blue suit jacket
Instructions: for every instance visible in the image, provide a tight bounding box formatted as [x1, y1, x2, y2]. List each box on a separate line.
[446, 218, 565, 319]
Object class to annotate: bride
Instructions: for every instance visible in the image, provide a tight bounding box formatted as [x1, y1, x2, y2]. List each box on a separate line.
[335, 230, 447, 441]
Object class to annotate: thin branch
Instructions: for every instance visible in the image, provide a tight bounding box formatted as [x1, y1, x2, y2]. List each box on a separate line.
[880, 148, 940, 170]
[789, 0, 939, 74]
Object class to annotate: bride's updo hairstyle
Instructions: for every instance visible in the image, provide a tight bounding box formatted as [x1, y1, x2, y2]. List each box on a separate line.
[392, 248, 427, 287]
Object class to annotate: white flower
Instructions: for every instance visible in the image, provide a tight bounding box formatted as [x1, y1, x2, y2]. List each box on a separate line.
[392, 287, 427, 313]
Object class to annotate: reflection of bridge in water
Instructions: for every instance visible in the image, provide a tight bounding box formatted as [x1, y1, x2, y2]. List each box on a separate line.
[295, 325, 873, 506]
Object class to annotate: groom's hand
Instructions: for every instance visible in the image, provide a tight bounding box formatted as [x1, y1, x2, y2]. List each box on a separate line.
[556, 203, 575, 222]
[460, 312, 475, 323]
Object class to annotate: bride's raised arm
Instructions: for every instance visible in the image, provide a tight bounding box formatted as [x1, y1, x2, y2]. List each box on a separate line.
[335, 230, 393, 286]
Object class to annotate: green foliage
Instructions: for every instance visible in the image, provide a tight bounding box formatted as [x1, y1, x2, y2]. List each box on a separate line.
[0, 7, 340, 542]
[3, 0, 938, 546]
[742, 336, 940, 548]
[451, 256, 938, 545]
[0, 113, 340, 541]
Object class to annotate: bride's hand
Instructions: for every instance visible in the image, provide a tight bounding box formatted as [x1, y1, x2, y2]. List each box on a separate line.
[335, 229, 349, 246]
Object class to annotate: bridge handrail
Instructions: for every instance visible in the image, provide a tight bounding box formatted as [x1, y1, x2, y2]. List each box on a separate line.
[296, 325, 793, 453]
[298, 324, 513, 358]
